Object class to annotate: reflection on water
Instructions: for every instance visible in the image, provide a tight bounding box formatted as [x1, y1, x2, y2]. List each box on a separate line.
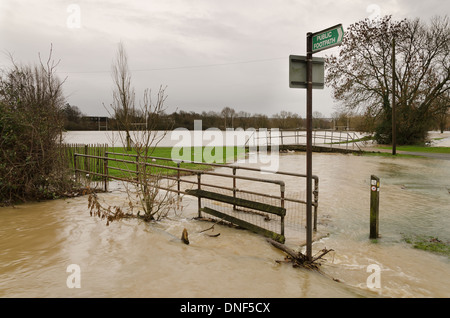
[1, 152, 449, 298]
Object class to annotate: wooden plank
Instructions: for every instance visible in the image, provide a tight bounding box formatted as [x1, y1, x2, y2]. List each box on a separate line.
[186, 189, 286, 216]
[201, 207, 285, 244]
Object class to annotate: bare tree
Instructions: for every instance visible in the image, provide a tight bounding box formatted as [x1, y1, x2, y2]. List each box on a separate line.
[111, 41, 135, 150]
[92, 43, 178, 224]
[128, 85, 177, 221]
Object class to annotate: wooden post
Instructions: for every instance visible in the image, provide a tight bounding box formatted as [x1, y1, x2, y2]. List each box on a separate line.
[177, 162, 181, 197]
[104, 152, 108, 192]
[268, 129, 271, 149]
[136, 153, 140, 182]
[331, 130, 334, 148]
[74, 153, 78, 184]
[84, 145, 89, 173]
[197, 173, 202, 218]
[370, 175, 380, 239]
[232, 167, 237, 210]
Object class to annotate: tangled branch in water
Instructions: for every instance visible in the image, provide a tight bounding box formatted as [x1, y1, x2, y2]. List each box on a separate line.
[88, 193, 134, 226]
[267, 239, 334, 271]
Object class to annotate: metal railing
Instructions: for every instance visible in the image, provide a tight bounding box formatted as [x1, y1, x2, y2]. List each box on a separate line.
[104, 151, 319, 228]
[73, 150, 320, 238]
[256, 129, 363, 151]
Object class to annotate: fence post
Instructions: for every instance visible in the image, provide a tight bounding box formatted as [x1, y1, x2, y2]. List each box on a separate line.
[84, 145, 89, 173]
[74, 153, 78, 184]
[331, 131, 334, 148]
[197, 173, 202, 218]
[177, 162, 181, 197]
[280, 183, 285, 237]
[232, 167, 237, 210]
[104, 152, 108, 192]
[136, 153, 140, 182]
[370, 175, 380, 239]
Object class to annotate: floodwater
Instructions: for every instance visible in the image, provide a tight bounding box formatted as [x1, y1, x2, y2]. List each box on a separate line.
[1, 132, 450, 298]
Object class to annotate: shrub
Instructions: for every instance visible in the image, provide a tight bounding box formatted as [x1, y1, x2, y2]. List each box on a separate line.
[0, 48, 73, 204]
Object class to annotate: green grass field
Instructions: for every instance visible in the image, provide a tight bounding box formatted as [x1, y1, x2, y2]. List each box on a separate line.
[87, 146, 247, 179]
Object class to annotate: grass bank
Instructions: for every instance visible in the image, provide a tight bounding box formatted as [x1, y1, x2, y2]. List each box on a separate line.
[378, 145, 450, 154]
[402, 234, 450, 257]
[356, 151, 421, 158]
[358, 144, 450, 158]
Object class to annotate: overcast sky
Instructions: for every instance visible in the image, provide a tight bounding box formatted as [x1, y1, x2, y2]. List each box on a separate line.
[0, 0, 447, 118]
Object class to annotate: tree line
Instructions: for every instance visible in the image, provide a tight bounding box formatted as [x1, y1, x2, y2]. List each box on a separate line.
[64, 102, 448, 133]
[62, 104, 364, 131]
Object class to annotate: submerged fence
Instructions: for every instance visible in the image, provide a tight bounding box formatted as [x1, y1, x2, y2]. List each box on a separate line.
[67, 144, 319, 244]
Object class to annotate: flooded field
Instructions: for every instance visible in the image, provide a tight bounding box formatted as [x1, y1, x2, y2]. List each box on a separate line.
[1, 146, 449, 298]
[61, 129, 367, 149]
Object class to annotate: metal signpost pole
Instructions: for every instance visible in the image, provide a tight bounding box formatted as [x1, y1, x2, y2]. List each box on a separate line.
[289, 24, 343, 263]
[306, 32, 313, 262]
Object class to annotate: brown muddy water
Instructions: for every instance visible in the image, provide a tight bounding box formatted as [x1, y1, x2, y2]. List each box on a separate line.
[1, 152, 449, 298]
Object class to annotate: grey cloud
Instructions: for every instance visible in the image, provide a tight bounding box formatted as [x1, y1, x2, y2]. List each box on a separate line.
[1, 0, 448, 118]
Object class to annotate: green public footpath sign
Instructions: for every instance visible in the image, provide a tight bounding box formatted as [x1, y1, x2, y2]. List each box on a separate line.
[311, 24, 344, 53]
